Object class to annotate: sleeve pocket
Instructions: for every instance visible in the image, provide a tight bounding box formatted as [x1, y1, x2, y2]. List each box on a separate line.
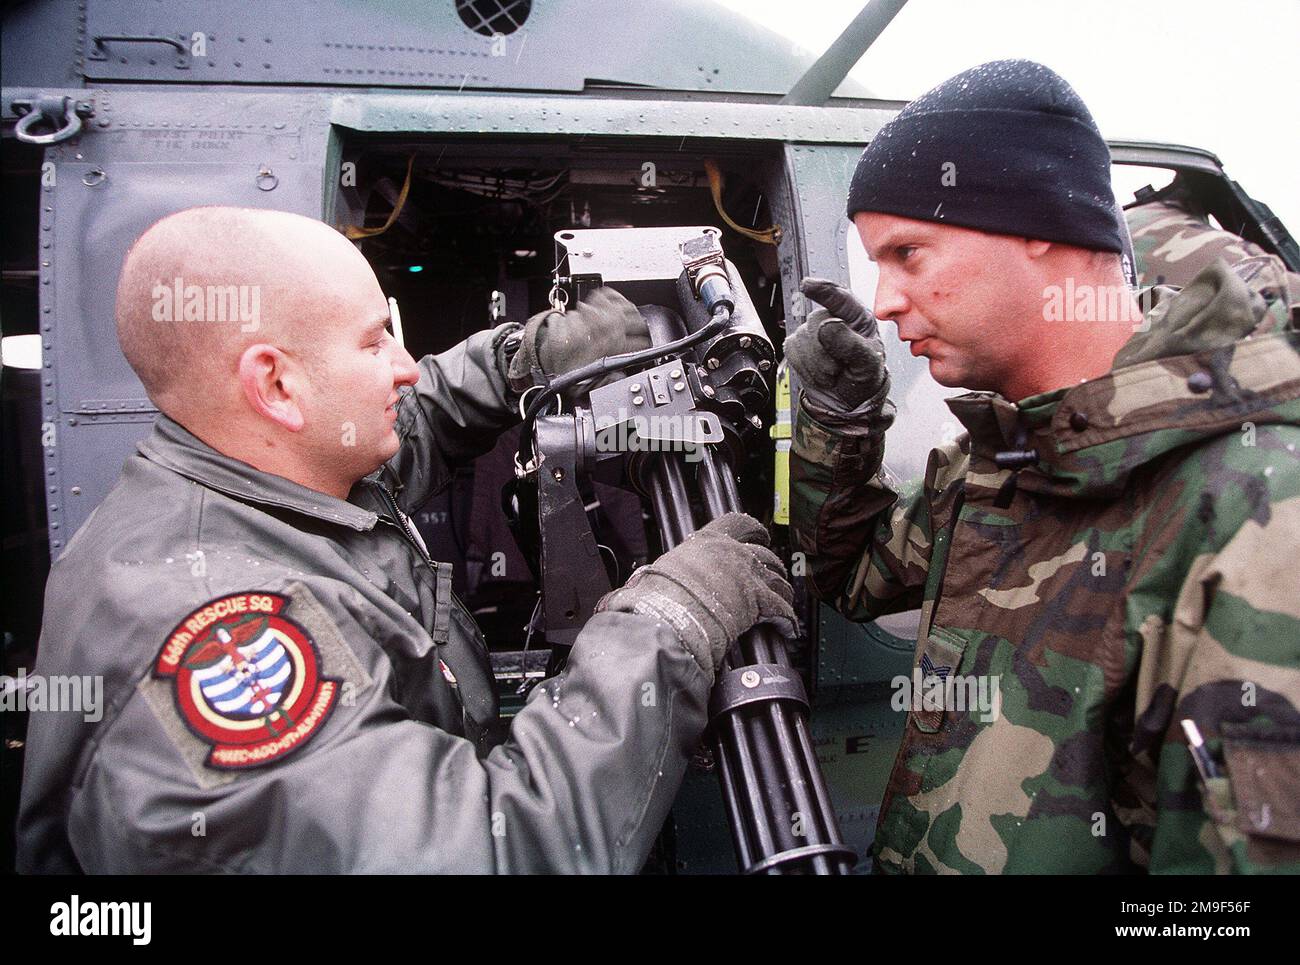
[1194, 724, 1300, 873]
[1221, 724, 1300, 844]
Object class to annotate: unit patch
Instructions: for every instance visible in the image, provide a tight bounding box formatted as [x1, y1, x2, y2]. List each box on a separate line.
[152, 591, 340, 770]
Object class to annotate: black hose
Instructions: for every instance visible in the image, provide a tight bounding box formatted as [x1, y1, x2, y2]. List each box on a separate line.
[514, 306, 731, 473]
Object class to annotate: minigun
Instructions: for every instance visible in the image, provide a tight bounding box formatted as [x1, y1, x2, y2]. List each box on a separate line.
[507, 226, 856, 874]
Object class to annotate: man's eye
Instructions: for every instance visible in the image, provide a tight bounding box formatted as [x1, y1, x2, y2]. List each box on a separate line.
[897, 245, 918, 261]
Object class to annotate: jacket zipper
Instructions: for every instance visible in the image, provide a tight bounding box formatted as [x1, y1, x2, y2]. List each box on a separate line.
[376, 484, 473, 617]
[378, 484, 492, 736]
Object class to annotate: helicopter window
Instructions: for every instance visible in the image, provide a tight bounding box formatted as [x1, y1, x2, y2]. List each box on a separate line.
[1111, 164, 1177, 208]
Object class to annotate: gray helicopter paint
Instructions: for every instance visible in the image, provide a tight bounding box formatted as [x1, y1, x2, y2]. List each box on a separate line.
[35, 90, 331, 555]
[68, 0, 869, 98]
[0, 1, 85, 89]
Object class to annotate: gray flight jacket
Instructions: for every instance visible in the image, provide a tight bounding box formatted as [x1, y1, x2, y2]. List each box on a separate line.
[16, 323, 709, 873]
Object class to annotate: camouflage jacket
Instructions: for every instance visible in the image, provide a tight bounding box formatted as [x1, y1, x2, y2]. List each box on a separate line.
[1127, 198, 1300, 304]
[791, 257, 1300, 874]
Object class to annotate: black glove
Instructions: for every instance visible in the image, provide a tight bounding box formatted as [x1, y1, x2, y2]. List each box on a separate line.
[783, 278, 893, 425]
[508, 286, 651, 393]
[595, 513, 796, 681]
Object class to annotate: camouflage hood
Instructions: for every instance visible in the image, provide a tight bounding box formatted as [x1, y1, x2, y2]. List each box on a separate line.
[944, 257, 1300, 499]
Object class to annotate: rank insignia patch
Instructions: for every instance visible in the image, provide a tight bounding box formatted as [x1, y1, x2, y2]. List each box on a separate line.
[153, 591, 341, 770]
[920, 653, 952, 682]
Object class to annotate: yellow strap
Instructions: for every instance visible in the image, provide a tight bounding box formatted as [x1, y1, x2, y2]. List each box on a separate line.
[343, 155, 415, 240]
[704, 159, 782, 246]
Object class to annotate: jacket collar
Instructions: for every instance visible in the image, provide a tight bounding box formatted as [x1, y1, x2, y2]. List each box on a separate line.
[137, 415, 382, 531]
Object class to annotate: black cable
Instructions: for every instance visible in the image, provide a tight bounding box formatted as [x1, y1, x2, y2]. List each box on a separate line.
[514, 305, 731, 472]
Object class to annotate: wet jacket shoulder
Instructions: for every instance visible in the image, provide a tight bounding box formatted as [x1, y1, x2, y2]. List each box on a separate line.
[790, 257, 1300, 873]
[18, 326, 710, 874]
[1127, 198, 1300, 305]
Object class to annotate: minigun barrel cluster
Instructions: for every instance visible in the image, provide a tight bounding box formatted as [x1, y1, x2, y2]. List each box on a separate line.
[515, 226, 855, 873]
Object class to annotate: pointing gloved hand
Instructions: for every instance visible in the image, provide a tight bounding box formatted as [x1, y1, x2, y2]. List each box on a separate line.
[508, 286, 651, 393]
[595, 513, 796, 681]
[783, 277, 895, 432]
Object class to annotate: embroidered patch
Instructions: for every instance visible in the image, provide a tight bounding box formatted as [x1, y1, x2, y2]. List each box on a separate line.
[153, 591, 340, 770]
[920, 653, 952, 681]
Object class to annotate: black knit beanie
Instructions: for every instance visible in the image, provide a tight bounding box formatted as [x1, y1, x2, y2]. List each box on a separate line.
[846, 60, 1123, 253]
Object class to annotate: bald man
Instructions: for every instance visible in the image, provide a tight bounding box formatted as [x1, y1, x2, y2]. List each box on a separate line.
[16, 206, 794, 873]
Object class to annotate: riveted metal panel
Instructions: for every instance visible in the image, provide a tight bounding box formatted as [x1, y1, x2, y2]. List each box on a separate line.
[77, 0, 871, 97]
[40, 91, 332, 554]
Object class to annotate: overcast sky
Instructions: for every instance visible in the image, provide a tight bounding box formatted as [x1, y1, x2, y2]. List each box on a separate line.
[715, 0, 1300, 236]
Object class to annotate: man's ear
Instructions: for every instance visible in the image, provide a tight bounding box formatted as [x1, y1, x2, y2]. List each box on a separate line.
[237, 343, 305, 431]
[1024, 238, 1053, 259]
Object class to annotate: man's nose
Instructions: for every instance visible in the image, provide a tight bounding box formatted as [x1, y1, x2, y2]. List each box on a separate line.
[392, 344, 420, 388]
[873, 276, 909, 324]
